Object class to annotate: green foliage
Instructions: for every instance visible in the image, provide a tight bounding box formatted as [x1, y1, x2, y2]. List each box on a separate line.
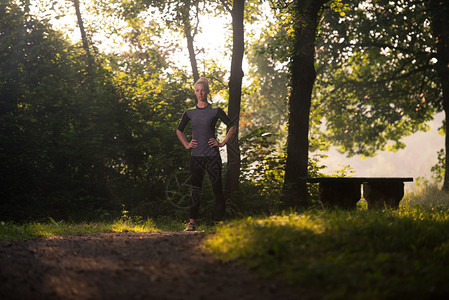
[5, 0, 444, 225]
[315, 0, 439, 157]
[0, 1, 193, 221]
[204, 205, 449, 299]
[243, 19, 289, 136]
[0, 1, 125, 219]
[235, 126, 338, 214]
[240, 127, 285, 194]
[431, 148, 446, 183]
[329, 0, 350, 17]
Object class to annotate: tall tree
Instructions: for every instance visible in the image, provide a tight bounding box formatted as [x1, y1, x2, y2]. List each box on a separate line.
[221, 0, 245, 196]
[181, 0, 201, 82]
[72, 0, 94, 73]
[282, 0, 327, 206]
[97, 0, 202, 82]
[140, 0, 202, 82]
[428, 0, 449, 190]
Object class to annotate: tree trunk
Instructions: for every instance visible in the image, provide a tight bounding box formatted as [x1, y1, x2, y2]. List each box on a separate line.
[283, 0, 325, 207]
[72, 0, 93, 73]
[428, 0, 449, 191]
[225, 0, 245, 198]
[181, 0, 200, 83]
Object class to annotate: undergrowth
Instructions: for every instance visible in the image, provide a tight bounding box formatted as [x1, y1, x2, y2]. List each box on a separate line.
[203, 186, 449, 299]
[0, 214, 189, 240]
[402, 183, 449, 207]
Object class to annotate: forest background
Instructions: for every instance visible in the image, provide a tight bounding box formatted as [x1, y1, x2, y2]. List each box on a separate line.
[1, 0, 447, 222]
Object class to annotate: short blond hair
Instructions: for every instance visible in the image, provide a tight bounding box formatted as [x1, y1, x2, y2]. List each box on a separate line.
[194, 77, 210, 92]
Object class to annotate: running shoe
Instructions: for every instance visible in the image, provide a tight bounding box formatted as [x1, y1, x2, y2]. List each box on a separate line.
[184, 223, 196, 231]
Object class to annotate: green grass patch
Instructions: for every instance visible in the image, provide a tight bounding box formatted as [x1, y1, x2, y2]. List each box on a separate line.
[402, 183, 449, 207]
[203, 206, 449, 299]
[0, 217, 191, 240]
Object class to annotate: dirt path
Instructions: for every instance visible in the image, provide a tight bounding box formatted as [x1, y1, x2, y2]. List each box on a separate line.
[0, 232, 304, 300]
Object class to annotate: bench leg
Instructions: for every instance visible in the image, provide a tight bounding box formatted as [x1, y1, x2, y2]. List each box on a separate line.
[362, 182, 404, 209]
[318, 182, 361, 209]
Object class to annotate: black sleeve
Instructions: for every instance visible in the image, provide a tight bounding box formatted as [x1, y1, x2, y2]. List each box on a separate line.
[177, 111, 190, 132]
[217, 108, 235, 128]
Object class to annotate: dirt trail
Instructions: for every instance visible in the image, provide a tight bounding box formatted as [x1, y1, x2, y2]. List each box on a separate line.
[0, 232, 304, 300]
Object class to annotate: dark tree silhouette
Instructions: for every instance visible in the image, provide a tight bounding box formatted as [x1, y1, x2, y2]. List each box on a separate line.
[223, 0, 245, 197]
[72, 0, 93, 73]
[283, 0, 327, 206]
[428, 0, 449, 190]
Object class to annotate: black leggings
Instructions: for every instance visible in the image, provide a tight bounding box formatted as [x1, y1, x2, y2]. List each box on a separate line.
[189, 155, 225, 221]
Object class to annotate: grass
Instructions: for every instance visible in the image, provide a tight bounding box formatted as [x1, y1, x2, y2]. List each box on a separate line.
[203, 186, 449, 299]
[402, 183, 449, 207]
[0, 216, 195, 240]
[0, 219, 153, 240]
[0, 202, 218, 240]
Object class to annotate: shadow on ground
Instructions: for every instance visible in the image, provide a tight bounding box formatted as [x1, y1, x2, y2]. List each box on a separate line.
[0, 232, 304, 300]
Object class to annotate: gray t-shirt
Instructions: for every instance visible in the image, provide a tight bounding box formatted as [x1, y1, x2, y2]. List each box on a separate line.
[177, 104, 234, 157]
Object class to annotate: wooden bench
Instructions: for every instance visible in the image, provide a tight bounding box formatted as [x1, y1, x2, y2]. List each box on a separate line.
[306, 177, 414, 209]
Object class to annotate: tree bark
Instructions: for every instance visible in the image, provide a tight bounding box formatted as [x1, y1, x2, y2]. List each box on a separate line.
[225, 0, 245, 198]
[283, 0, 325, 207]
[427, 0, 449, 191]
[72, 0, 93, 73]
[181, 0, 200, 83]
